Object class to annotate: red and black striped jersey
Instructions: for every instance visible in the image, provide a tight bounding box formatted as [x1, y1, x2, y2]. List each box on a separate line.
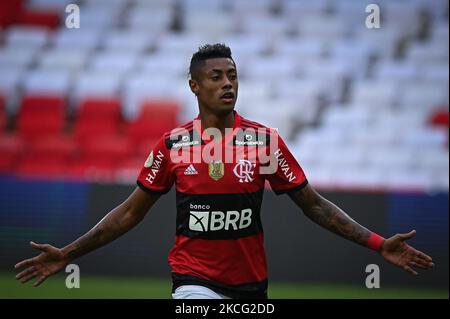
[137, 111, 308, 298]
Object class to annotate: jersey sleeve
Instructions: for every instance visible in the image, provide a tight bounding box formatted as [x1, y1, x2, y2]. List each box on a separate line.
[136, 136, 175, 194]
[265, 132, 308, 195]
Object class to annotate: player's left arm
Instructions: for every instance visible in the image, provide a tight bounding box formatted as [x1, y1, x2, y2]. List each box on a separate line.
[287, 183, 435, 275]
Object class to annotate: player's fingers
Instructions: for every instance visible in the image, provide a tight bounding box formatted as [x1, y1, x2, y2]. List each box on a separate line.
[16, 266, 35, 280]
[409, 261, 428, 270]
[413, 256, 434, 268]
[415, 251, 433, 262]
[33, 275, 47, 287]
[31, 241, 50, 252]
[397, 230, 416, 241]
[14, 258, 33, 270]
[21, 270, 40, 284]
[403, 264, 418, 276]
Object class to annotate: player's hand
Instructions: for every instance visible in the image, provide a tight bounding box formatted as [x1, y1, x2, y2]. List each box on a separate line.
[14, 241, 68, 287]
[379, 230, 434, 275]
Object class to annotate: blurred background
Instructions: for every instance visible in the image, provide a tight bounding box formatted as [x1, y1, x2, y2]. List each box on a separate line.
[0, 0, 448, 298]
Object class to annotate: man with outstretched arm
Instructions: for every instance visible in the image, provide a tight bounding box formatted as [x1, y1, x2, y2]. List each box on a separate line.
[15, 44, 434, 298]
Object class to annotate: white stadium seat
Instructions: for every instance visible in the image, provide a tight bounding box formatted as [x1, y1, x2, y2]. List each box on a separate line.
[22, 68, 72, 96]
[0, 46, 39, 69]
[5, 26, 49, 50]
[38, 48, 88, 71]
[73, 71, 122, 102]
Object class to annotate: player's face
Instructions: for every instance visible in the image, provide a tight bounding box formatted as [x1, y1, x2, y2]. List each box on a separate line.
[191, 58, 238, 115]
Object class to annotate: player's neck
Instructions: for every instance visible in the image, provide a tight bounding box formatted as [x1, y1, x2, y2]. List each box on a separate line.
[198, 109, 235, 137]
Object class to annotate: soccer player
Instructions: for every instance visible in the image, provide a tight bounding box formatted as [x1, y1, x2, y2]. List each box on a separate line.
[15, 44, 434, 299]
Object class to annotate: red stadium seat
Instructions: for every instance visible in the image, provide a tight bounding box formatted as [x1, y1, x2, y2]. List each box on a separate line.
[115, 156, 146, 182]
[429, 107, 449, 128]
[16, 136, 75, 179]
[17, 95, 66, 141]
[0, 134, 25, 173]
[74, 98, 123, 142]
[68, 136, 131, 181]
[16, 158, 68, 178]
[16, 7, 60, 30]
[0, 0, 23, 27]
[136, 138, 159, 158]
[28, 135, 78, 162]
[128, 99, 180, 145]
[77, 98, 122, 120]
[80, 136, 130, 161]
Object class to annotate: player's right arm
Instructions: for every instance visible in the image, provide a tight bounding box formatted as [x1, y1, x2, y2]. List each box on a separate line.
[14, 187, 160, 286]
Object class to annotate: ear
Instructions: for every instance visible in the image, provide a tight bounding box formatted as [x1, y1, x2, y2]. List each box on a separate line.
[189, 79, 199, 96]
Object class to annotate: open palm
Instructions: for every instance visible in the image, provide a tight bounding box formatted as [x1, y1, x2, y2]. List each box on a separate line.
[380, 230, 434, 276]
[15, 242, 68, 287]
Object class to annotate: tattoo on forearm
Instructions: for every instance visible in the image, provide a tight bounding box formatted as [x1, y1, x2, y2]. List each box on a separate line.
[64, 205, 130, 261]
[291, 187, 371, 247]
[307, 197, 371, 246]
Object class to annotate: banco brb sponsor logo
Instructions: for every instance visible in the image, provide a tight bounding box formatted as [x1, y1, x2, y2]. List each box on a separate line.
[189, 209, 252, 232]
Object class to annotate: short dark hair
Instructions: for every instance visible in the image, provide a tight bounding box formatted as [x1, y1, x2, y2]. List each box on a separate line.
[189, 43, 234, 79]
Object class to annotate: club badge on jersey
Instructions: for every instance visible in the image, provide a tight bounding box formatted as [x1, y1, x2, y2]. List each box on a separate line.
[144, 151, 154, 168]
[209, 160, 224, 181]
[233, 159, 256, 183]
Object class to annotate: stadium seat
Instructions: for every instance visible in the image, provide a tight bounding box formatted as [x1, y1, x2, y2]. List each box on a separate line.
[28, 135, 77, 160]
[322, 105, 372, 130]
[298, 15, 347, 40]
[74, 98, 123, 142]
[156, 33, 212, 57]
[222, 34, 269, 61]
[88, 51, 139, 75]
[38, 48, 88, 72]
[17, 95, 66, 141]
[0, 134, 25, 173]
[74, 6, 120, 30]
[374, 60, 419, 82]
[125, 6, 172, 32]
[398, 82, 449, 110]
[16, 7, 60, 29]
[16, 158, 68, 178]
[283, 0, 328, 16]
[22, 68, 72, 96]
[239, 12, 289, 36]
[407, 40, 449, 65]
[102, 30, 153, 54]
[15, 134, 76, 178]
[4, 26, 49, 50]
[352, 80, 399, 109]
[127, 100, 180, 145]
[115, 159, 143, 183]
[123, 72, 184, 120]
[0, 0, 23, 28]
[50, 28, 103, 50]
[0, 66, 24, 114]
[73, 71, 122, 102]
[273, 37, 326, 64]
[429, 108, 450, 128]
[245, 56, 298, 80]
[137, 52, 187, 79]
[0, 46, 38, 69]
[68, 136, 130, 181]
[184, 11, 235, 37]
